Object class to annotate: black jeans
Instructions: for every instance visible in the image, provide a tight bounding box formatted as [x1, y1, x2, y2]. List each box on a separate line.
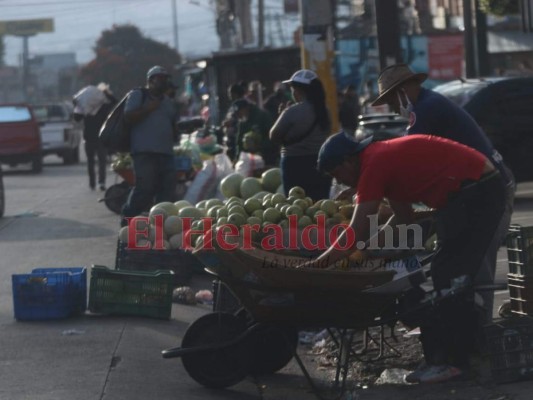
[121, 153, 176, 220]
[420, 172, 506, 368]
[85, 140, 107, 187]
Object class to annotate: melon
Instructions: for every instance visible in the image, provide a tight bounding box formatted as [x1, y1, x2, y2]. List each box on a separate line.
[220, 173, 244, 198]
[261, 168, 282, 193]
[240, 177, 263, 200]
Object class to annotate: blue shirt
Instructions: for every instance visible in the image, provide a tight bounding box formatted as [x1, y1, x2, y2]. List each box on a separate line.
[124, 89, 177, 155]
[408, 88, 510, 182]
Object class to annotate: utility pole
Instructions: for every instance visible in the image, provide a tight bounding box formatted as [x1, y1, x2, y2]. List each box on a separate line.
[258, 0, 265, 48]
[300, 0, 339, 132]
[374, 0, 402, 69]
[172, 0, 179, 53]
[475, 0, 490, 76]
[463, 0, 477, 77]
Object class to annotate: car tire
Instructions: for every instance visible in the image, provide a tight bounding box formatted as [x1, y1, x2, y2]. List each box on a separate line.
[31, 155, 43, 173]
[62, 148, 78, 165]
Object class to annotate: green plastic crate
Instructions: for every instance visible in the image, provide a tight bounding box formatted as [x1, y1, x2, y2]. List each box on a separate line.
[88, 265, 174, 319]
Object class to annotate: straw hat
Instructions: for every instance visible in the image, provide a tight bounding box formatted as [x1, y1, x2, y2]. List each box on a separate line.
[371, 64, 428, 106]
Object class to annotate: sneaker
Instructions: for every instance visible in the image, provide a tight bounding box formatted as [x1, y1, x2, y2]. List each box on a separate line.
[99, 184, 106, 191]
[418, 365, 463, 384]
[405, 362, 429, 383]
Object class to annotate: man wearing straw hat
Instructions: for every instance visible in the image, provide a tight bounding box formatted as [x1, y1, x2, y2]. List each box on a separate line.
[372, 64, 515, 327]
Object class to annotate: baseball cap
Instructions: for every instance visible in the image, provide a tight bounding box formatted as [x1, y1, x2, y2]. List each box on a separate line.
[282, 69, 318, 85]
[146, 65, 169, 80]
[317, 132, 373, 173]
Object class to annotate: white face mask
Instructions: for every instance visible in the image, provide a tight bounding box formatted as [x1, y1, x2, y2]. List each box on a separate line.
[396, 90, 413, 119]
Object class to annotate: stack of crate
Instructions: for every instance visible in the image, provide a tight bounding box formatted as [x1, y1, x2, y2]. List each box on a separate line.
[506, 224, 533, 315]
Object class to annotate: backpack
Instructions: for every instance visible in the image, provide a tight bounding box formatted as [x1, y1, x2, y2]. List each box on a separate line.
[98, 88, 147, 153]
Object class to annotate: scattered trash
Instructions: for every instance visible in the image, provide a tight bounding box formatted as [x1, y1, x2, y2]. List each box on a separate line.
[299, 329, 330, 345]
[62, 329, 85, 336]
[403, 327, 421, 337]
[195, 289, 213, 304]
[172, 286, 196, 305]
[313, 338, 326, 349]
[374, 368, 413, 385]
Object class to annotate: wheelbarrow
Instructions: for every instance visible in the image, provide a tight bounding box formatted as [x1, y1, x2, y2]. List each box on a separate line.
[162, 242, 439, 399]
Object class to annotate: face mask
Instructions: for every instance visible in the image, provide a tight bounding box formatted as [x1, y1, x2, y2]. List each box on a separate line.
[396, 90, 413, 119]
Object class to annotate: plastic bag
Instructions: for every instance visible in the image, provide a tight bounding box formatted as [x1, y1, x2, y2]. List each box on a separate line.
[177, 135, 202, 171]
[235, 152, 264, 177]
[184, 153, 234, 204]
[73, 85, 107, 116]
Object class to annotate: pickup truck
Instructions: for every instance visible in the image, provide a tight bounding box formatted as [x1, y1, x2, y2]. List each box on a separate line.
[32, 103, 82, 164]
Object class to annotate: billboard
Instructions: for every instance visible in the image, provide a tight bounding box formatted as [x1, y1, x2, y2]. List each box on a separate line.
[0, 19, 54, 36]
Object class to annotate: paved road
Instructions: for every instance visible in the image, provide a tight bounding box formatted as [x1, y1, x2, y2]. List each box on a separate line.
[1, 154, 533, 400]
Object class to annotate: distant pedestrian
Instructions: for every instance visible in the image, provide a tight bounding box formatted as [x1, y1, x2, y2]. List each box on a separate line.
[222, 82, 248, 162]
[232, 98, 277, 166]
[120, 66, 180, 226]
[263, 81, 291, 120]
[338, 84, 361, 134]
[73, 84, 117, 191]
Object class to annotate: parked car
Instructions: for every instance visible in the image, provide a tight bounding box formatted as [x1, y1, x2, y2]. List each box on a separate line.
[32, 102, 82, 164]
[355, 113, 408, 141]
[432, 77, 533, 182]
[0, 164, 4, 217]
[0, 104, 43, 173]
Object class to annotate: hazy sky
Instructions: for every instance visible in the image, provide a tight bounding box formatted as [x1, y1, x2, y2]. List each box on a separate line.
[0, 0, 223, 66]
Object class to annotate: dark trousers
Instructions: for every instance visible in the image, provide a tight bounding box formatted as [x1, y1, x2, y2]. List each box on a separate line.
[420, 172, 506, 368]
[281, 154, 332, 202]
[121, 153, 176, 220]
[85, 141, 107, 187]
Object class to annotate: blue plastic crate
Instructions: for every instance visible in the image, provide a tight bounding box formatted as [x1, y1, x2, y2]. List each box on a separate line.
[174, 155, 192, 172]
[31, 267, 87, 314]
[12, 272, 74, 321]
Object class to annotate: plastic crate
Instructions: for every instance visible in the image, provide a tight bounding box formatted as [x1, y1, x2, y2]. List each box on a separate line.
[484, 316, 533, 383]
[88, 265, 174, 319]
[506, 225, 533, 276]
[31, 267, 87, 314]
[115, 240, 198, 285]
[12, 272, 75, 321]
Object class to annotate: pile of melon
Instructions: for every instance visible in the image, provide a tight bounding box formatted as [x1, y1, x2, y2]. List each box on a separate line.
[118, 168, 354, 251]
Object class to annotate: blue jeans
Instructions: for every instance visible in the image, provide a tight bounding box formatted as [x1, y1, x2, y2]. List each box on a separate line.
[121, 153, 176, 220]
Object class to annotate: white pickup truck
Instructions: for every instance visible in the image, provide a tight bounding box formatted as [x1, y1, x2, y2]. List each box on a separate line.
[32, 102, 82, 164]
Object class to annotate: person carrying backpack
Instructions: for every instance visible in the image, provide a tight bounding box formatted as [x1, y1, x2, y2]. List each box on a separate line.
[120, 65, 180, 226]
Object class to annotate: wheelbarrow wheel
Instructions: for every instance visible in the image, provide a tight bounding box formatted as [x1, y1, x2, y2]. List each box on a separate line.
[104, 182, 130, 214]
[181, 312, 250, 389]
[250, 325, 298, 375]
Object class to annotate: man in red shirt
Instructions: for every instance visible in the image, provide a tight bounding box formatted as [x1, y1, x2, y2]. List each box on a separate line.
[311, 132, 506, 383]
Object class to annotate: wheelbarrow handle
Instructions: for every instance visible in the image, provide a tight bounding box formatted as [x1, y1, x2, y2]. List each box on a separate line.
[161, 322, 263, 359]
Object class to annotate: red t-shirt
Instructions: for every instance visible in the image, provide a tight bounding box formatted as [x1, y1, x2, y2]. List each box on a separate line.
[356, 134, 487, 208]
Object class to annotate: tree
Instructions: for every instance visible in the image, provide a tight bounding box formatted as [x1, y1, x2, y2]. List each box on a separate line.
[479, 0, 519, 16]
[80, 24, 181, 97]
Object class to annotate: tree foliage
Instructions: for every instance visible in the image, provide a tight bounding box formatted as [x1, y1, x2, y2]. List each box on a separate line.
[479, 0, 520, 16]
[80, 24, 181, 97]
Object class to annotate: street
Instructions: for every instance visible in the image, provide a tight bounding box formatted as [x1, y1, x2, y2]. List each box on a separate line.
[1, 154, 533, 400]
